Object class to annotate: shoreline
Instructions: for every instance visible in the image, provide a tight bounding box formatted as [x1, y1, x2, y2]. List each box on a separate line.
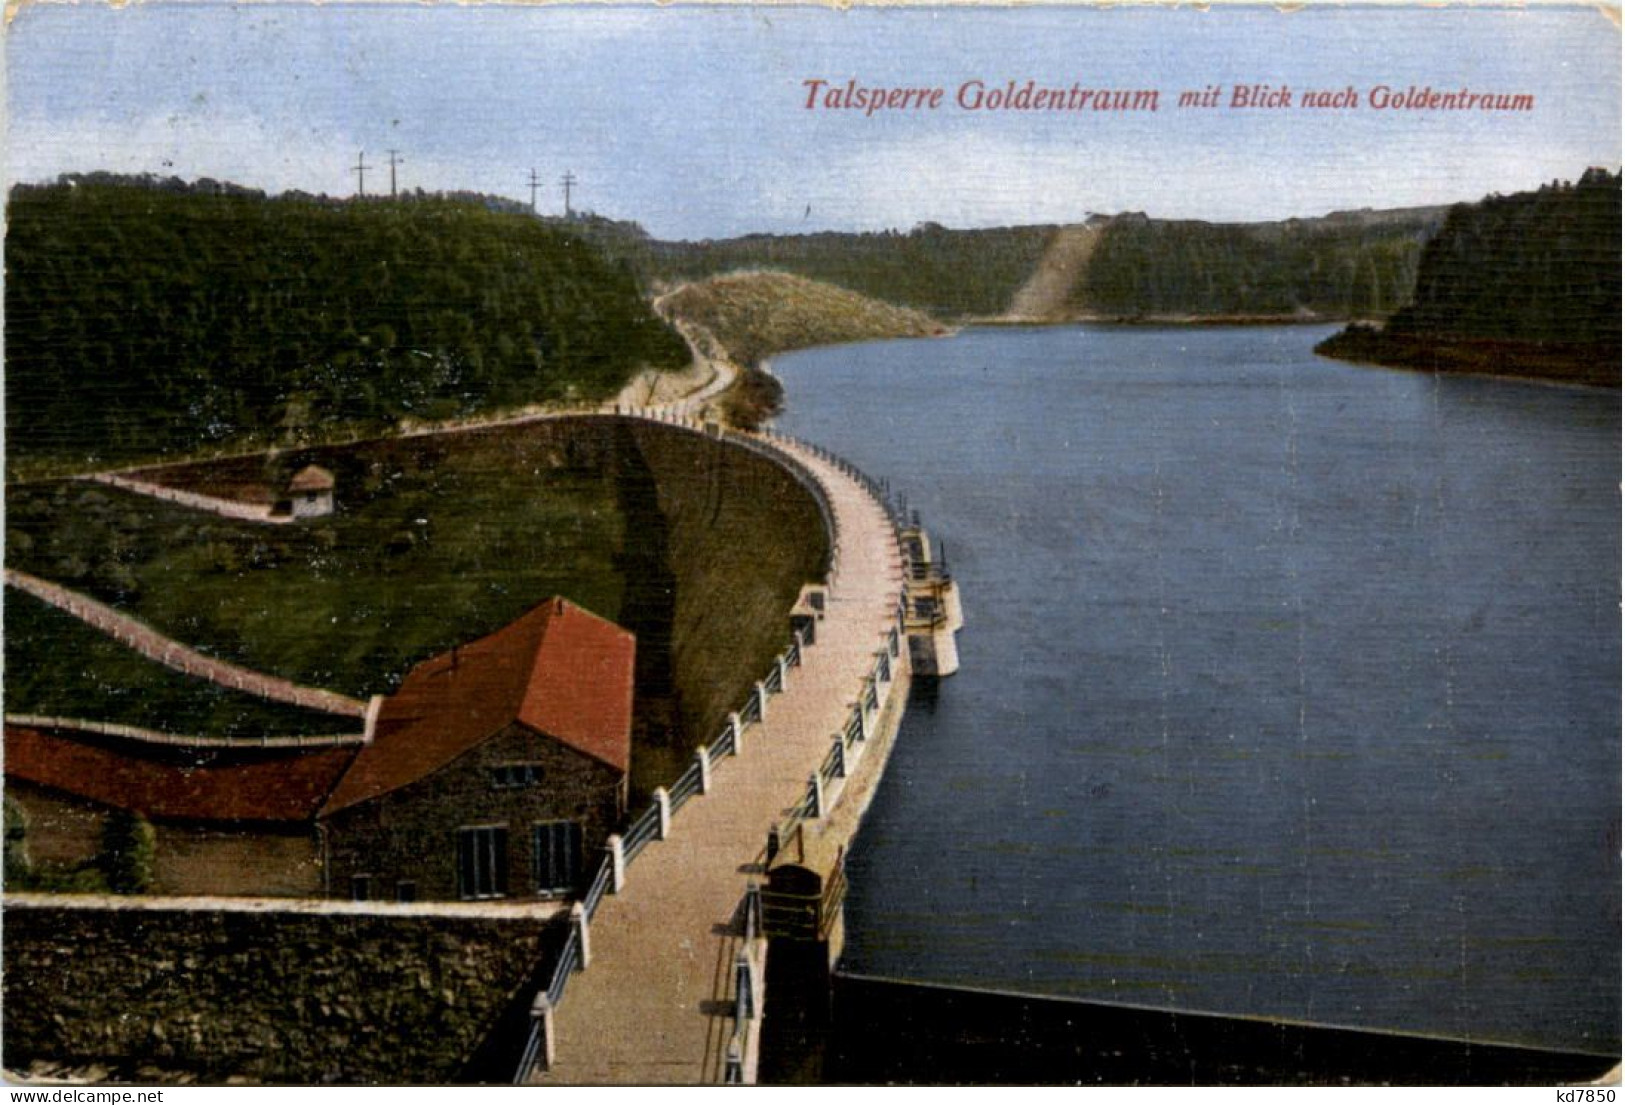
[1314, 327, 1621, 391]
[969, 312, 1345, 328]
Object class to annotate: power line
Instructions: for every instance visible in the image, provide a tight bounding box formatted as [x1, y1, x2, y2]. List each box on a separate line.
[386, 149, 404, 199]
[353, 151, 372, 198]
[560, 170, 577, 218]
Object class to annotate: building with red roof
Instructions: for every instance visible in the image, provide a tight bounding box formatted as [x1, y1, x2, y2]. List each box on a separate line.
[5, 597, 635, 902]
[320, 597, 635, 902]
[5, 729, 359, 897]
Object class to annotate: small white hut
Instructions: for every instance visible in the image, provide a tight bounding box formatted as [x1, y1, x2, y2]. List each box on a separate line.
[287, 465, 335, 519]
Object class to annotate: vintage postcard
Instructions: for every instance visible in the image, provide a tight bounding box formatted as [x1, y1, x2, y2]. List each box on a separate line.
[1, 0, 1619, 1090]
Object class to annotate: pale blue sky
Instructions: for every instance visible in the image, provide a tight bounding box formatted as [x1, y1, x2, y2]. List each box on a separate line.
[7, 3, 1620, 239]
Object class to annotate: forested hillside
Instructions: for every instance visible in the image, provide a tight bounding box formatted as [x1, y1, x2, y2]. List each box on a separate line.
[611, 223, 1057, 319]
[6, 175, 688, 471]
[1074, 208, 1441, 320]
[595, 207, 1441, 324]
[1317, 169, 1621, 386]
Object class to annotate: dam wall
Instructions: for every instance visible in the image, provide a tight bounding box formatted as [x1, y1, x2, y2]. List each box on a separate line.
[828, 973, 1619, 1086]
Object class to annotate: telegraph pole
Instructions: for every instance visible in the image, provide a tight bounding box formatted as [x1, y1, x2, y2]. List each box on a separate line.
[560, 170, 577, 218]
[528, 168, 542, 213]
[386, 149, 404, 199]
[353, 151, 371, 198]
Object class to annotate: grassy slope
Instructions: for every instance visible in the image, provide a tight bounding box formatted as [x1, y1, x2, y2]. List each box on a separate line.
[8, 421, 829, 792]
[660, 271, 946, 367]
[628, 421, 828, 791]
[6, 428, 630, 697]
[3, 589, 360, 738]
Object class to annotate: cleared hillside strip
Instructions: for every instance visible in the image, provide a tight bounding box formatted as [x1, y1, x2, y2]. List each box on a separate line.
[1005, 224, 1103, 322]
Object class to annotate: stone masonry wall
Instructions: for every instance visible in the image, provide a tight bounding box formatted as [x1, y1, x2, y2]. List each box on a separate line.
[3, 896, 566, 1084]
[322, 723, 625, 902]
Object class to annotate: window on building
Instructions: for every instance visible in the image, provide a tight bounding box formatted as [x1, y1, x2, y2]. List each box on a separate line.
[457, 825, 509, 900]
[396, 880, 418, 903]
[351, 874, 373, 902]
[491, 763, 541, 789]
[533, 821, 583, 895]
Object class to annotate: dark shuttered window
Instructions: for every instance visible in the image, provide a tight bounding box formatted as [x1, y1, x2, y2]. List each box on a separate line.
[457, 825, 509, 900]
[533, 821, 582, 895]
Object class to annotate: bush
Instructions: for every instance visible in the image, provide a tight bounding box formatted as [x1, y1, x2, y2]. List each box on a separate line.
[100, 809, 157, 894]
[3, 796, 30, 888]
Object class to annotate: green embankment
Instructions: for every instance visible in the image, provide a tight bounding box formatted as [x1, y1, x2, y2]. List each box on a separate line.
[6, 433, 629, 698]
[658, 270, 948, 429]
[660, 271, 946, 366]
[1317, 169, 1621, 387]
[623, 420, 828, 791]
[5, 175, 688, 474]
[3, 589, 360, 739]
[7, 420, 828, 793]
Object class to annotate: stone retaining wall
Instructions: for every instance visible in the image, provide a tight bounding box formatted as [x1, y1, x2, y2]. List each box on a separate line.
[3, 896, 566, 1084]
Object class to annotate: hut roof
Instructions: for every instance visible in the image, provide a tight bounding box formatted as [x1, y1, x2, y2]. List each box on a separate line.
[288, 465, 335, 493]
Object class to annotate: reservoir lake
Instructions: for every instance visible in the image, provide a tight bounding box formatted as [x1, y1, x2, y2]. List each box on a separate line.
[771, 324, 1621, 1055]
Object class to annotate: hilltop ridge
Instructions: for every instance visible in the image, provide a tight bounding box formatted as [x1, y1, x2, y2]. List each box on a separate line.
[5, 175, 688, 472]
[1317, 169, 1621, 387]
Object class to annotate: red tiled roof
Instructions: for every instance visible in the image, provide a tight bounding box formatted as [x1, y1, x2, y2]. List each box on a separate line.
[320, 598, 634, 816]
[4, 725, 358, 823]
[288, 465, 334, 492]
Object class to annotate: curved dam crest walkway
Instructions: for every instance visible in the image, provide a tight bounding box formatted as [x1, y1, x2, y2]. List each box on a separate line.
[531, 436, 907, 1085]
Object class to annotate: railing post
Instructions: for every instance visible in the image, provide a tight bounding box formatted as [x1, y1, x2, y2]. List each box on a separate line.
[735, 952, 756, 1020]
[725, 1035, 744, 1084]
[831, 737, 846, 778]
[531, 994, 557, 1072]
[777, 652, 790, 690]
[809, 772, 824, 820]
[606, 834, 626, 892]
[654, 788, 672, 840]
[855, 705, 868, 743]
[695, 746, 712, 795]
[755, 680, 770, 723]
[572, 902, 591, 971]
[744, 881, 763, 940]
[767, 823, 781, 865]
[729, 712, 745, 755]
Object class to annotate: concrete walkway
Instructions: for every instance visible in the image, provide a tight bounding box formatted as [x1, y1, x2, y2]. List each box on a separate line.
[532, 437, 904, 1085]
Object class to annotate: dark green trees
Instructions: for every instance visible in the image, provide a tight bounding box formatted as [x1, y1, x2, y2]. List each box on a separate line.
[5, 176, 689, 470]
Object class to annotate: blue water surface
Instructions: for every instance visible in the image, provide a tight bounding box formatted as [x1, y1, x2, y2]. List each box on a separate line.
[772, 325, 1621, 1055]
